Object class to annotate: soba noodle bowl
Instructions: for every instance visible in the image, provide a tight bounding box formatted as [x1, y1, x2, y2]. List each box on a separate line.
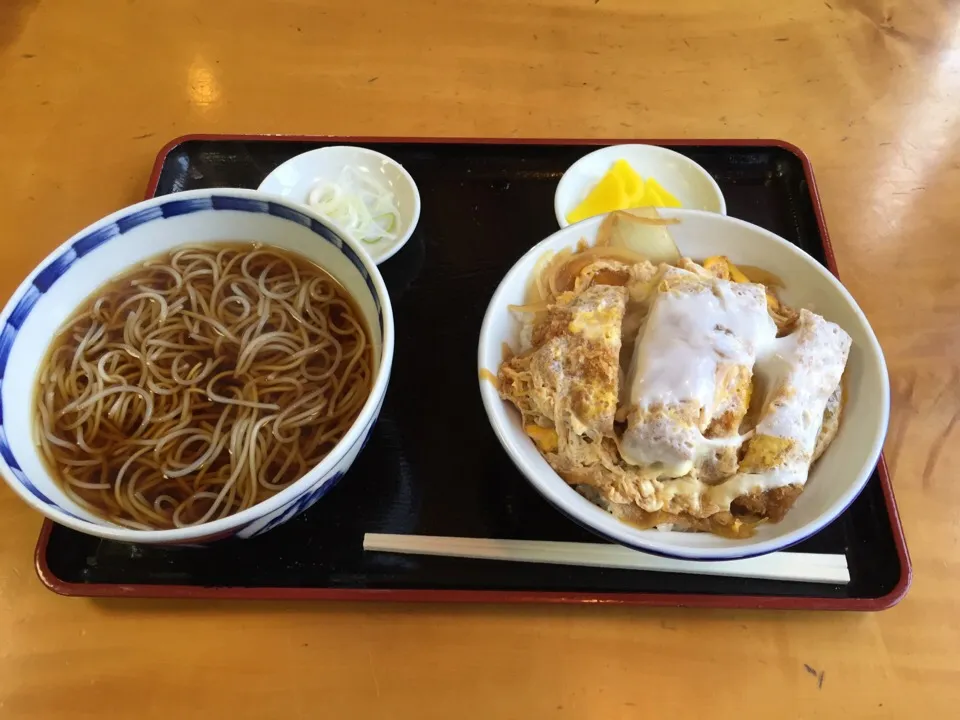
[34, 244, 373, 530]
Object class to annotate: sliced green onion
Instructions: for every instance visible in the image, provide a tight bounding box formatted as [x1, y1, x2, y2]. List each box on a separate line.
[306, 166, 402, 244]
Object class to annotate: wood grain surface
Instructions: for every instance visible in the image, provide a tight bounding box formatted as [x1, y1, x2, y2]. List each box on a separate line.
[0, 0, 955, 717]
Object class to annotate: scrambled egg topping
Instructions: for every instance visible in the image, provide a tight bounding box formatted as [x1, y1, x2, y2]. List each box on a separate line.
[739, 435, 796, 473]
[704, 255, 781, 313]
[568, 307, 622, 342]
[524, 425, 559, 453]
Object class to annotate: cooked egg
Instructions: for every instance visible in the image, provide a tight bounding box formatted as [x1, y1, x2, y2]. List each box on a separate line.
[524, 424, 559, 453]
[739, 434, 796, 472]
[704, 255, 780, 311]
[568, 307, 621, 341]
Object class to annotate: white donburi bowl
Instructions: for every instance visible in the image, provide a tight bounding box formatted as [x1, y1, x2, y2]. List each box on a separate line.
[0, 188, 394, 545]
[258, 145, 421, 265]
[554, 144, 726, 228]
[478, 210, 889, 560]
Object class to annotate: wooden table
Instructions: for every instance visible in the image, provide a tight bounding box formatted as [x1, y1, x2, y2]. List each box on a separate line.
[0, 0, 955, 716]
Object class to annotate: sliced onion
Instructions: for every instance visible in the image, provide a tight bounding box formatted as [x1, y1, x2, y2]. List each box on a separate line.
[306, 166, 401, 244]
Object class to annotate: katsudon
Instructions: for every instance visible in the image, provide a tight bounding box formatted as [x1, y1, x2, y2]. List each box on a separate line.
[496, 210, 852, 538]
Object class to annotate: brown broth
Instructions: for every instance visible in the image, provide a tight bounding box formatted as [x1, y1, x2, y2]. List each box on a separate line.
[34, 243, 373, 529]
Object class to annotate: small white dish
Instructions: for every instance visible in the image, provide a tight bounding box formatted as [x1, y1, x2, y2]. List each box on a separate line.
[258, 146, 421, 264]
[478, 210, 889, 560]
[554, 144, 726, 228]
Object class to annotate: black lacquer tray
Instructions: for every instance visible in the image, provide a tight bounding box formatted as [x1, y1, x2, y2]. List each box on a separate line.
[36, 136, 910, 609]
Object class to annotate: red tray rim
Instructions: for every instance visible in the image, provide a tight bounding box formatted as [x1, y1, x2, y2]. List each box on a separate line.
[34, 134, 912, 610]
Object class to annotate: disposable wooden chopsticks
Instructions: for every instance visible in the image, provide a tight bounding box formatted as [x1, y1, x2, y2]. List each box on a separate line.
[363, 533, 850, 585]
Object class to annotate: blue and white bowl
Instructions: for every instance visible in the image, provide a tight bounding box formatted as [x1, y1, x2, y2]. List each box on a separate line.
[0, 188, 394, 544]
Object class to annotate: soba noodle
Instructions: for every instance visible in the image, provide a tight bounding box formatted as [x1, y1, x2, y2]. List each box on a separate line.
[34, 244, 373, 530]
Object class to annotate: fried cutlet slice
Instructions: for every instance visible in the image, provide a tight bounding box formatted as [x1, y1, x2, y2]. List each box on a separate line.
[718, 309, 852, 519]
[619, 266, 776, 477]
[499, 284, 627, 439]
